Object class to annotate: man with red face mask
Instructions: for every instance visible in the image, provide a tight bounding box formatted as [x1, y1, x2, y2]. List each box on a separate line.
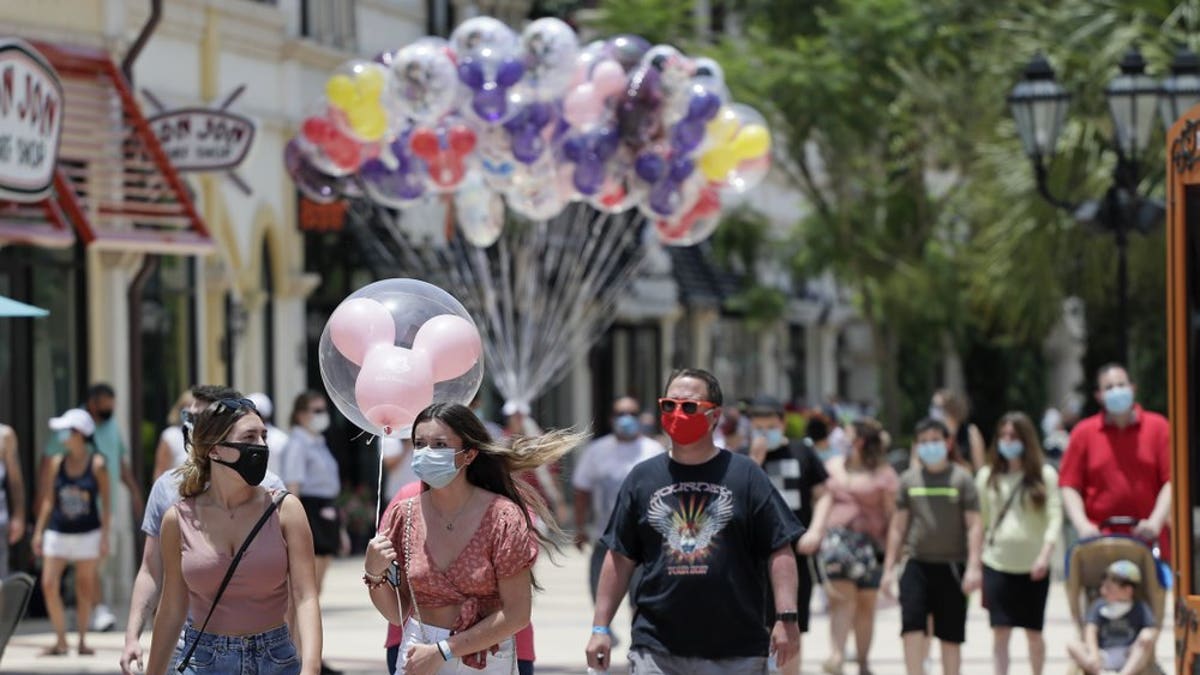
[585, 368, 805, 675]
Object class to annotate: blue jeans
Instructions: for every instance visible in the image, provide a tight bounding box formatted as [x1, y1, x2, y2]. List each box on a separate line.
[178, 623, 299, 675]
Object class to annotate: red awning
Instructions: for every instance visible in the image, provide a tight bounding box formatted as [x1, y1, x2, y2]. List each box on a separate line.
[0, 42, 212, 255]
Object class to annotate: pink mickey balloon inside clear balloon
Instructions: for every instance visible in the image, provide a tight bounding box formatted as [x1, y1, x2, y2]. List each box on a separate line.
[318, 279, 484, 438]
[413, 314, 484, 381]
[355, 344, 435, 437]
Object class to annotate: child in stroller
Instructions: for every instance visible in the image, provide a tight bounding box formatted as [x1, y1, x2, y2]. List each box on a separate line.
[1064, 517, 1168, 675]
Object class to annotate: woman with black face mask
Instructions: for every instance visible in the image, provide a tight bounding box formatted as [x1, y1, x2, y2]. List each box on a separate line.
[146, 399, 323, 675]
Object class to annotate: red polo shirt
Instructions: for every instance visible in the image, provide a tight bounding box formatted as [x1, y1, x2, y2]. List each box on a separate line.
[1059, 405, 1170, 556]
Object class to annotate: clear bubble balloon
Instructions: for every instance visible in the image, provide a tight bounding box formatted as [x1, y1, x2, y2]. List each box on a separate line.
[319, 279, 484, 438]
[455, 172, 505, 247]
[451, 16, 518, 56]
[284, 139, 344, 203]
[519, 18, 579, 100]
[389, 38, 460, 123]
[655, 182, 722, 246]
[326, 60, 393, 142]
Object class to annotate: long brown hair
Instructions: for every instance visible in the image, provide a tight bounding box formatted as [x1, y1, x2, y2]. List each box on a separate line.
[850, 418, 886, 470]
[178, 401, 263, 498]
[410, 403, 587, 578]
[289, 391, 324, 429]
[986, 411, 1047, 509]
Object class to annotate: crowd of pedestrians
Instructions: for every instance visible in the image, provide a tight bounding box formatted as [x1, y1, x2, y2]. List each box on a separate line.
[0, 359, 1173, 675]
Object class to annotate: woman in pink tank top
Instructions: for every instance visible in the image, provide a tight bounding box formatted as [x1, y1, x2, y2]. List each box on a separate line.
[364, 403, 584, 675]
[818, 418, 899, 675]
[146, 398, 323, 675]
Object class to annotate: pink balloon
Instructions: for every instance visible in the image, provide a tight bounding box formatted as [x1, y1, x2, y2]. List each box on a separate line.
[354, 344, 434, 436]
[592, 60, 627, 98]
[564, 85, 603, 127]
[413, 314, 483, 381]
[328, 298, 396, 366]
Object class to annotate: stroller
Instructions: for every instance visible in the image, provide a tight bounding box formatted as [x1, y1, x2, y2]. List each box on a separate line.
[1064, 516, 1171, 675]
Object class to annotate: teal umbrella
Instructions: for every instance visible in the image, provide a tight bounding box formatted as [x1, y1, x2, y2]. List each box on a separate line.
[0, 295, 48, 318]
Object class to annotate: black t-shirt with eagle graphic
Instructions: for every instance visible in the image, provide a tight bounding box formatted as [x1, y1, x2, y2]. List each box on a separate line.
[601, 449, 804, 659]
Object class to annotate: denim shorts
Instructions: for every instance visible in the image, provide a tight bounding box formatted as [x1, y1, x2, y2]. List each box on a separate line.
[178, 623, 299, 675]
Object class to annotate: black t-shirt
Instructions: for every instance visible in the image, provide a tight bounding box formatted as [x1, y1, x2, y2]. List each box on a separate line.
[761, 438, 829, 527]
[601, 450, 805, 658]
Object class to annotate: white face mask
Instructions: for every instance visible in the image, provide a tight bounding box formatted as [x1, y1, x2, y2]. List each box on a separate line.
[1099, 600, 1134, 619]
[309, 412, 331, 433]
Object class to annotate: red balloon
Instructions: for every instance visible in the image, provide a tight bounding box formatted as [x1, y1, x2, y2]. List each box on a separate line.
[448, 125, 477, 156]
[410, 129, 441, 160]
[326, 134, 361, 170]
[302, 116, 333, 143]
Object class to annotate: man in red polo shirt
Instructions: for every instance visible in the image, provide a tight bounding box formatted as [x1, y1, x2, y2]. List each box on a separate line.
[1059, 363, 1171, 557]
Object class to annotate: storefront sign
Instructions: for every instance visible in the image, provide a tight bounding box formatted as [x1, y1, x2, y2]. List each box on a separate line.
[0, 39, 63, 203]
[148, 107, 255, 171]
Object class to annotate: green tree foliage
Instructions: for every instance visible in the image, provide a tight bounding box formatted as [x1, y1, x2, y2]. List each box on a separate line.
[585, 0, 1195, 434]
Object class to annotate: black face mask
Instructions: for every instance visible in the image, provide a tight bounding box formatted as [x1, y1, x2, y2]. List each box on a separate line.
[212, 442, 269, 486]
[96, 409, 114, 422]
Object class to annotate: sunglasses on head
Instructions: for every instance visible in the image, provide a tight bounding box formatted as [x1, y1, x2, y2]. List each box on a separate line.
[658, 398, 717, 415]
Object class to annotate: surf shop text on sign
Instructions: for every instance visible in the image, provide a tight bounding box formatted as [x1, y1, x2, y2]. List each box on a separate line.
[0, 38, 63, 202]
[149, 108, 255, 172]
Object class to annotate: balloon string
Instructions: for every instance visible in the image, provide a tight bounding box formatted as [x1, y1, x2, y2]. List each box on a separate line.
[375, 438, 385, 535]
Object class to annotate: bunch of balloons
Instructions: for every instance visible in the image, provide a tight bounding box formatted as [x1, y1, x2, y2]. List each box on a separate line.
[286, 17, 772, 247]
[319, 279, 484, 438]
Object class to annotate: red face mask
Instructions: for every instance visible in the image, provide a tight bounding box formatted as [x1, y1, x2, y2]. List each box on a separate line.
[661, 409, 712, 446]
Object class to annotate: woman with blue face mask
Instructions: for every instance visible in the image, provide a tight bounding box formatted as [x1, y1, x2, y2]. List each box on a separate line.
[975, 412, 1061, 675]
[365, 403, 586, 675]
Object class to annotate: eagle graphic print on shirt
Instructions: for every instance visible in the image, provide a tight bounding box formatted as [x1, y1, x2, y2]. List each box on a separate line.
[648, 482, 735, 575]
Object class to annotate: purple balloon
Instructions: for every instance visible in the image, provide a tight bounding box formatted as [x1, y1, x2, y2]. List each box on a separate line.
[562, 136, 586, 163]
[594, 129, 620, 159]
[635, 152, 665, 182]
[361, 160, 425, 202]
[528, 102, 554, 129]
[669, 157, 695, 183]
[473, 88, 509, 122]
[687, 90, 721, 122]
[284, 140, 342, 203]
[458, 60, 486, 91]
[511, 131, 543, 164]
[573, 160, 606, 195]
[671, 120, 705, 154]
[496, 59, 525, 87]
[648, 180, 677, 216]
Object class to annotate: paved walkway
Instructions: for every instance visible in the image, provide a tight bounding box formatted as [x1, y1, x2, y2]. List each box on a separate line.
[0, 549, 1176, 673]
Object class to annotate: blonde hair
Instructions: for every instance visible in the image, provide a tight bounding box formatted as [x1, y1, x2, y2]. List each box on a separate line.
[166, 390, 194, 427]
[177, 402, 262, 498]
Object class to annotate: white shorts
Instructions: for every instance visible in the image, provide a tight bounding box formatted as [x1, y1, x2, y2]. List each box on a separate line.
[43, 529, 102, 561]
[395, 618, 515, 675]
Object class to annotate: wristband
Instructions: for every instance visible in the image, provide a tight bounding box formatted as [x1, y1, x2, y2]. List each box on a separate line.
[591, 625, 611, 635]
[361, 573, 387, 590]
[437, 639, 452, 661]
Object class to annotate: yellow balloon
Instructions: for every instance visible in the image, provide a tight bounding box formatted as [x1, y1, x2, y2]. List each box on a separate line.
[356, 68, 386, 96]
[731, 125, 770, 159]
[705, 109, 740, 145]
[351, 109, 388, 141]
[326, 75, 357, 109]
[699, 149, 738, 182]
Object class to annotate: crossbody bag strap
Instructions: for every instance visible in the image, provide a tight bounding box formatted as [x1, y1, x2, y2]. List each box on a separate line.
[177, 489, 289, 673]
[986, 480, 1023, 548]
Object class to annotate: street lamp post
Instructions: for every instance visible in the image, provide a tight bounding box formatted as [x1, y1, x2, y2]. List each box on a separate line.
[1008, 47, 1200, 364]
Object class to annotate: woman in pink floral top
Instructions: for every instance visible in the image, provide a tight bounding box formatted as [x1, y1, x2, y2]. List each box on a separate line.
[818, 419, 900, 675]
[364, 403, 582, 675]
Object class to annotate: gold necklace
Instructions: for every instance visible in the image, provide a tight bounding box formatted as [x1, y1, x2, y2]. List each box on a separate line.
[432, 489, 474, 531]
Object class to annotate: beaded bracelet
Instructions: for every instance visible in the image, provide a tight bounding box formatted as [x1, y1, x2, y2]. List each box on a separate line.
[362, 572, 388, 590]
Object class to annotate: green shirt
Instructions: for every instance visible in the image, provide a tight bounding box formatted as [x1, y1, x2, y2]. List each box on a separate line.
[44, 418, 126, 510]
[896, 464, 979, 562]
[976, 464, 1062, 573]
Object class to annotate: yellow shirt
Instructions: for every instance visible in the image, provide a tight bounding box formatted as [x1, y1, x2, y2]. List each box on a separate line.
[976, 464, 1062, 573]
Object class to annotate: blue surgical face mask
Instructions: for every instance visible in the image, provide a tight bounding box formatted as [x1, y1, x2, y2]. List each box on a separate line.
[1103, 386, 1134, 415]
[816, 447, 841, 463]
[614, 414, 640, 439]
[764, 428, 786, 448]
[412, 446, 465, 489]
[917, 440, 948, 466]
[56, 429, 72, 443]
[997, 440, 1024, 460]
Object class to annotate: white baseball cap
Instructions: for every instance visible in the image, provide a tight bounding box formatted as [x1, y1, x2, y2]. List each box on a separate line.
[246, 392, 273, 419]
[49, 408, 96, 437]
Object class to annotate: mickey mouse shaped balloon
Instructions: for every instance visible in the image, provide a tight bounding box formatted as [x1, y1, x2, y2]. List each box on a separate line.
[452, 17, 524, 124]
[320, 279, 484, 438]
